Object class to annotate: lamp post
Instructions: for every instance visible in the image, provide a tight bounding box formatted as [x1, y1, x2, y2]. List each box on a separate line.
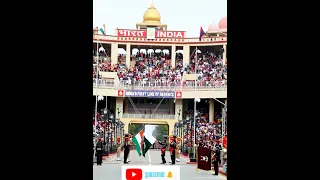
[109, 113, 114, 153]
[115, 118, 119, 146]
[119, 121, 122, 143]
[179, 120, 183, 150]
[100, 108, 109, 156]
[185, 116, 190, 156]
[121, 122, 124, 144]
[175, 123, 178, 138]
[116, 108, 122, 145]
[190, 98, 200, 162]
[102, 108, 108, 141]
[189, 115, 196, 162]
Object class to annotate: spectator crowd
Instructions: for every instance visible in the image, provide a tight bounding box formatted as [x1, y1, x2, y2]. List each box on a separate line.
[180, 108, 227, 167]
[182, 109, 226, 150]
[93, 50, 227, 88]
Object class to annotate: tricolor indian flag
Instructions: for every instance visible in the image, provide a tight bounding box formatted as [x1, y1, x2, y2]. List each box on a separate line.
[132, 129, 144, 156]
[132, 128, 156, 157]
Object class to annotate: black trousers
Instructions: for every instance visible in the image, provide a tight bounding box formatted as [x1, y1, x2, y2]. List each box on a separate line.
[161, 154, 166, 163]
[213, 160, 219, 175]
[171, 151, 176, 164]
[124, 150, 129, 163]
[96, 150, 103, 165]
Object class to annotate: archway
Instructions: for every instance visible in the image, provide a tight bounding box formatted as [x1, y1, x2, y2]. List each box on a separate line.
[120, 118, 178, 138]
[128, 123, 169, 149]
[128, 123, 169, 139]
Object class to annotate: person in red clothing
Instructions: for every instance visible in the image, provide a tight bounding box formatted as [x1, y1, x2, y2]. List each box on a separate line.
[223, 135, 227, 149]
[169, 135, 177, 165]
[158, 135, 168, 164]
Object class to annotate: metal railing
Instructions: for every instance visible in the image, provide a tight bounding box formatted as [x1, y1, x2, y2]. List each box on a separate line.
[122, 113, 175, 119]
[93, 79, 227, 90]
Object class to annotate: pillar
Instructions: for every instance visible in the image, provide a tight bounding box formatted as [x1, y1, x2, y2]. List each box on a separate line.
[209, 98, 215, 123]
[126, 44, 131, 69]
[105, 96, 108, 109]
[183, 45, 190, 66]
[125, 98, 129, 113]
[175, 99, 183, 121]
[171, 45, 176, 68]
[115, 97, 123, 119]
[167, 120, 178, 136]
[111, 43, 118, 65]
[170, 101, 174, 114]
[121, 119, 130, 134]
[223, 44, 227, 65]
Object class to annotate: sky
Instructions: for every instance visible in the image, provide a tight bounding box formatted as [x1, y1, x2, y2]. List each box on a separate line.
[93, 0, 227, 38]
[144, 125, 157, 141]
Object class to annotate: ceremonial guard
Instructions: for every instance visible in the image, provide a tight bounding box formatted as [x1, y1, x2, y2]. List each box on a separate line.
[175, 137, 181, 162]
[158, 135, 168, 164]
[122, 134, 130, 164]
[96, 138, 104, 165]
[212, 146, 221, 176]
[169, 135, 177, 165]
[116, 137, 121, 161]
[214, 139, 222, 165]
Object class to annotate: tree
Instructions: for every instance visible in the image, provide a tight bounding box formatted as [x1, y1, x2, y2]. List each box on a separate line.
[152, 125, 169, 141]
[129, 123, 143, 135]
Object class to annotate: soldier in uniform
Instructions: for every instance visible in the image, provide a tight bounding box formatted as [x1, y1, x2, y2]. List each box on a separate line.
[96, 138, 104, 165]
[175, 137, 181, 162]
[122, 134, 130, 164]
[158, 135, 168, 164]
[214, 138, 222, 165]
[169, 135, 177, 165]
[116, 137, 121, 161]
[212, 146, 221, 175]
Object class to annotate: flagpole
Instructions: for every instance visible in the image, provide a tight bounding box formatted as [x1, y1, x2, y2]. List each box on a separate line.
[95, 40, 99, 132]
[193, 47, 198, 160]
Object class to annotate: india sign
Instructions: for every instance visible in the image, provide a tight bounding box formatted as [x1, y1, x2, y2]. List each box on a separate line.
[117, 29, 185, 38]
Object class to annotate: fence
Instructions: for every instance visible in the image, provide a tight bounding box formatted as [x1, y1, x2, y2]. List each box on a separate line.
[122, 113, 175, 119]
[93, 79, 227, 90]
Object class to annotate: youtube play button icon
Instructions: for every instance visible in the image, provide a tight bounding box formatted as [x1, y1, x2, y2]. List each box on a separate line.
[126, 168, 142, 180]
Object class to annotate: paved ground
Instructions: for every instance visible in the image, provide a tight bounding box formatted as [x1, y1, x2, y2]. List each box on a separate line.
[94, 149, 226, 180]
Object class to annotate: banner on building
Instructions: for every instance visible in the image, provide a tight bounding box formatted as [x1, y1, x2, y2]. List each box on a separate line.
[125, 90, 175, 98]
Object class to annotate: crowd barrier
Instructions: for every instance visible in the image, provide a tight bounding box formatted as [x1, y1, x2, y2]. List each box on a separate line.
[93, 79, 227, 90]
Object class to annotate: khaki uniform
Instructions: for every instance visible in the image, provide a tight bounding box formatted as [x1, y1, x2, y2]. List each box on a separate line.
[127, 140, 133, 162]
[116, 142, 121, 161]
[176, 143, 181, 161]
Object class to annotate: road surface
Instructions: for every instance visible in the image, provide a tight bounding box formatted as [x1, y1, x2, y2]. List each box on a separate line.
[93, 149, 226, 180]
